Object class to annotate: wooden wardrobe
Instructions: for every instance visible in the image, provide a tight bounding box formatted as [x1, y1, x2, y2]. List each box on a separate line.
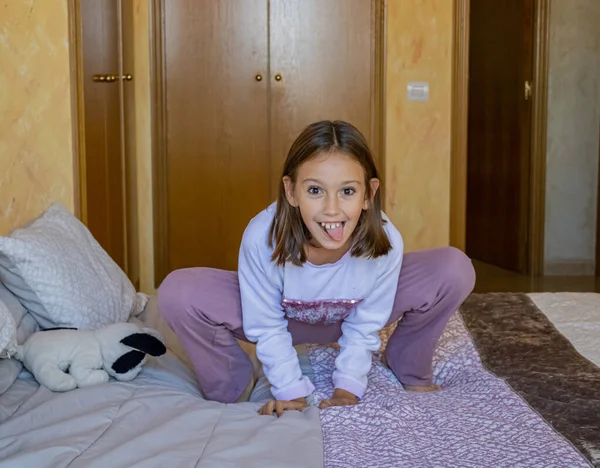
[152, 0, 385, 285]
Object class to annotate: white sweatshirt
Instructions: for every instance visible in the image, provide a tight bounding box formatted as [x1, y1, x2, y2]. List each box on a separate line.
[238, 203, 403, 401]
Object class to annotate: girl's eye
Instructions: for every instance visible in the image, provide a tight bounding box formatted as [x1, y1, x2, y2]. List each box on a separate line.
[308, 186, 323, 195]
[342, 188, 356, 196]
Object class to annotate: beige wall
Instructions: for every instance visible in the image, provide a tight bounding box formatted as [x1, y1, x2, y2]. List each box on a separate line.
[384, 0, 453, 253]
[0, 0, 75, 235]
[544, 0, 600, 275]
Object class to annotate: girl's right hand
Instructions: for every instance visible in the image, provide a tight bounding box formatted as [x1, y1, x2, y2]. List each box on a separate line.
[258, 397, 308, 417]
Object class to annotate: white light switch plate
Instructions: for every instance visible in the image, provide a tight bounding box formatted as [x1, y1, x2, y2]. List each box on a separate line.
[407, 82, 429, 101]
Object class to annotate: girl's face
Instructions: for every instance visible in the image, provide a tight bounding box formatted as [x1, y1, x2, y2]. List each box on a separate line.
[283, 150, 379, 251]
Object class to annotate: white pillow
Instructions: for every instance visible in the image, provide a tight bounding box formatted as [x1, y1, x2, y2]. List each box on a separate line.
[0, 300, 17, 359]
[0, 203, 148, 329]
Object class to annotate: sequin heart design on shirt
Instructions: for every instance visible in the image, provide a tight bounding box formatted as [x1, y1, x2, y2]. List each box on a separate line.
[282, 298, 363, 325]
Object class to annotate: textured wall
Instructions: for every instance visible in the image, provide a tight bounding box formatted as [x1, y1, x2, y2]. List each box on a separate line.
[384, 0, 453, 252]
[0, 0, 75, 235]
[544, 0, 600, 274]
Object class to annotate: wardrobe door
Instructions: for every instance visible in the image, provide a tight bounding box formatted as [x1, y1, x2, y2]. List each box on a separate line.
[80, 0, 126, 271]
[269, 0, 381, 185]
[159, 1, 269, 279]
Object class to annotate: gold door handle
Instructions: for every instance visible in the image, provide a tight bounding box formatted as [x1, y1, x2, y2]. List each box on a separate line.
[274, 74, 282, 82]
[255, 74, 263, 82]
[524, 80, 532, 100]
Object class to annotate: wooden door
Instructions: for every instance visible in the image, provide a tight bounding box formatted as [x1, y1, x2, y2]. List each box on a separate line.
[466, 0, 535, 273]
[80, 0, 127, 271]
[269, 0, 382, 187]
[160, 0, 270, 277]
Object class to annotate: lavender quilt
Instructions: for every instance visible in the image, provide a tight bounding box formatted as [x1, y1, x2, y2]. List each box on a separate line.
[308, 293, 598, 467]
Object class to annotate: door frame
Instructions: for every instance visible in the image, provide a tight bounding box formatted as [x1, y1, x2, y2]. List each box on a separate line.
[450, 0, 551, 276]
[596, 121, 600, 276]
[149, 0, 387, 286]
[67, 0, 85, 221]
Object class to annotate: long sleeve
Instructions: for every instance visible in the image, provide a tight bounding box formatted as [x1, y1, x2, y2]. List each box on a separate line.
[332, 232, 403, 398]
[238, 227, 315, 401]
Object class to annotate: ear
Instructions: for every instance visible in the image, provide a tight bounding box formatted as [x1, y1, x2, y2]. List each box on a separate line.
[112, 350, 145, 374]
[120, 333, 167, 357]
[282, 176, 298, 207]
[363, 178, 380, 210]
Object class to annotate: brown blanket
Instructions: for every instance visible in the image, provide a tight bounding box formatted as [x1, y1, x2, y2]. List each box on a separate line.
[460, 293, 600, 467]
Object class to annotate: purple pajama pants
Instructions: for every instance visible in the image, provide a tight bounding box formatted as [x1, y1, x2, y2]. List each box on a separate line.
[157, 247, 476, 403]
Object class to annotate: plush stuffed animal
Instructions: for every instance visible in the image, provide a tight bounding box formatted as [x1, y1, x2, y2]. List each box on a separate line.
[15, 322, 167, 392]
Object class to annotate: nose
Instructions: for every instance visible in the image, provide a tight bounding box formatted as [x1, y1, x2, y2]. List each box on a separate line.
[323, 193, 341, 216]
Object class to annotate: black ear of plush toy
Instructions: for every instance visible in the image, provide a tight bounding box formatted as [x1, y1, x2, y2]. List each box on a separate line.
[112, 333, 167, 374]
[112, 350, 146, 374]
[121, 333, 167, 356]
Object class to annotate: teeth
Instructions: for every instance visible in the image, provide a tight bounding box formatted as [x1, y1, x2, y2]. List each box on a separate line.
[320, 222, 342, 230]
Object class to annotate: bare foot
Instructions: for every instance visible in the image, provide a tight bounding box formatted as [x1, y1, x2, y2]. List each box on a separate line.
[236, 372, 258, 403]
[236, 345, 263, 403]
[380, 353, 389, 368]
[403, 384, 442, 392]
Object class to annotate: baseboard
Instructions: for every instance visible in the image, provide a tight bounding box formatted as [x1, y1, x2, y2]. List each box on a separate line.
[544, 260, 595, 276]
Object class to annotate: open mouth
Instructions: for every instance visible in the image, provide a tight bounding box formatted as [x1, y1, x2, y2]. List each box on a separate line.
[319, 221, 346, 241]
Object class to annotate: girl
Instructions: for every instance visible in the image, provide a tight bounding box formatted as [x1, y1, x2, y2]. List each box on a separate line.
[158, 120, 475, 416]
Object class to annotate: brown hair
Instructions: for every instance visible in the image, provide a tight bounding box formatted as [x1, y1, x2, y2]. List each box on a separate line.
[268, 120, 392, 266]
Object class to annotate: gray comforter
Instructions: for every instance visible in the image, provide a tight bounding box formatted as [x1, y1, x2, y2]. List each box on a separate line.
[0, 352, 323, 468]
[0, 300, 323, 468]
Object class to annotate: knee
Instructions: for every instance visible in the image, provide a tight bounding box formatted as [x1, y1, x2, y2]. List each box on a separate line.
[434, 247, 476, 299]
[157, 268, 209, 326]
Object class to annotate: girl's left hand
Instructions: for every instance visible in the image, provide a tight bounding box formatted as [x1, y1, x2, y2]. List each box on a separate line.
[319, 388, 358, 409]
[258, 397, 308, 417]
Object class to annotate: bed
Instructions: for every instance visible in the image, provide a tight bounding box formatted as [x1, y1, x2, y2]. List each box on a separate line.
[1, 288, 598, 467]
[0, 205, 599, 467]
